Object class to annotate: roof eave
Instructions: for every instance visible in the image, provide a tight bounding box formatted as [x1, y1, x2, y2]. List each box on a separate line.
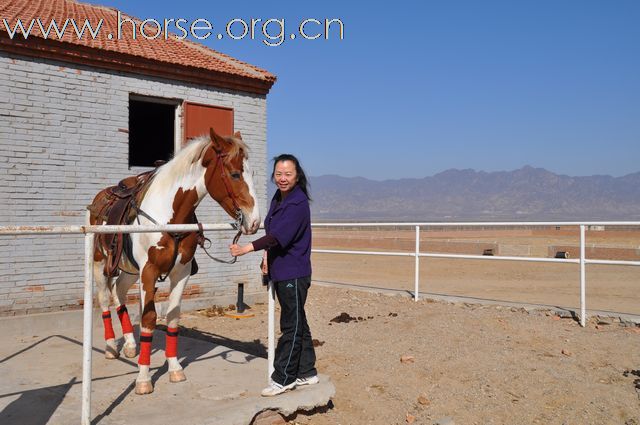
[0, 34, 276, 95]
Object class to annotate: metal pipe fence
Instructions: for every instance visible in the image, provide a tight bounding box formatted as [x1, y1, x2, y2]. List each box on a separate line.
[2, 220, 640, 423]
[311, 221, 640, 328]
[0, 222, 243, 425]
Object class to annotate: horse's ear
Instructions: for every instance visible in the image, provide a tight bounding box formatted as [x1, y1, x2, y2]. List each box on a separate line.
[209, 127, 225, 152]
[233, 131, 242, 140]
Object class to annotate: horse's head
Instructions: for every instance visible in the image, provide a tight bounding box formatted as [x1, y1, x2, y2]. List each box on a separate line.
[201, 128, 260, 234]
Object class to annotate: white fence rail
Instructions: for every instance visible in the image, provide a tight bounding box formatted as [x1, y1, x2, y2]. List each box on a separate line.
[0, 222, 246, 425]
[2, 220, 640, 423]
[311, 221, 640, 327]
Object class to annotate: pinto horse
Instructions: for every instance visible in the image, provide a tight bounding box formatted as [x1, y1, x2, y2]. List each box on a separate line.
[87, 128, 260, 395]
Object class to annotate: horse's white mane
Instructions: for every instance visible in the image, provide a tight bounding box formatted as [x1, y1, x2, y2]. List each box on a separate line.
[153, 136, 208, 185]
[154, 134, 249, 185]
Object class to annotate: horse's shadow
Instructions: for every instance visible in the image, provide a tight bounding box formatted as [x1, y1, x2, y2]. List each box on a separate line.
[92, 324, 267, 424]
[0, 325, 267, 425]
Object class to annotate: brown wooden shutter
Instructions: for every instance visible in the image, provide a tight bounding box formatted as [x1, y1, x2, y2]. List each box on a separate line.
[183, 102, 234, 145]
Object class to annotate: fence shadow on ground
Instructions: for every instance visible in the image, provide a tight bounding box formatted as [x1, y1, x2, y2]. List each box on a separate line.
[0, 376, 77, 425]
[0, 326, 267, 425]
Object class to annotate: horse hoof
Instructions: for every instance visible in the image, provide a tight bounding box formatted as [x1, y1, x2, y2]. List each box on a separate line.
[169, 370, 186, 383]
[135, 381, 154, 395]
[105, 347, 119, 359]
[123, 345, 137, 358]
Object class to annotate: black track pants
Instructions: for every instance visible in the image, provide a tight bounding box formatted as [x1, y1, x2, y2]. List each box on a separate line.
[271, 276, 317, 386]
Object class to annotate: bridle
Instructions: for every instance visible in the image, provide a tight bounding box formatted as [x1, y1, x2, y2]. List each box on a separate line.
[196, 144, 246, 264]
[206, 146, 245, 231]
[131, 143, 247, 279]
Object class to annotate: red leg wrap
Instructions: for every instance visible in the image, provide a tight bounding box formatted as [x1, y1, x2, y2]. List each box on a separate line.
[138, 331, 153, 366]
[116, 305, 134, 334]
[102, 311, 115, 340]
[166, 327, 179, 358]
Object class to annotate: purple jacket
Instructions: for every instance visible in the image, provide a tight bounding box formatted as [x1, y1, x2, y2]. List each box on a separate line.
[265, 185, 312, 282]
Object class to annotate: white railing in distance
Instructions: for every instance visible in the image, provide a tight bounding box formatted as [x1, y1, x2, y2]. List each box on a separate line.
[311, 221, 640, 328]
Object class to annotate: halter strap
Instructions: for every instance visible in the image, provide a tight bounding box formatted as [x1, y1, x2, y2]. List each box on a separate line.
[211, 149, 243, 216]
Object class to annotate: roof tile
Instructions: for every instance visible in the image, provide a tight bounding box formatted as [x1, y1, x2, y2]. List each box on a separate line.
[0, 0, 276, 90]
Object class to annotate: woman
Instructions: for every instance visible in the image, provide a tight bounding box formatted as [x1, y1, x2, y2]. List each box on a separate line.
[230, 154, 318, 397]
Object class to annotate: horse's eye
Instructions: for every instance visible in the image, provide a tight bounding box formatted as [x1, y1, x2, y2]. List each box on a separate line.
[230, 171, 241, 180]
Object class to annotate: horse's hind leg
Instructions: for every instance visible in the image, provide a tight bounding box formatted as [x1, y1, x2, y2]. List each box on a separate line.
[94, 260, 118, 359]
[165, 262, 191, 383]
[113, 272, 137, 358]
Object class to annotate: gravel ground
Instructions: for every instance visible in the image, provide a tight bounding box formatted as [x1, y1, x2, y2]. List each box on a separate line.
[179, 284, 640, 425]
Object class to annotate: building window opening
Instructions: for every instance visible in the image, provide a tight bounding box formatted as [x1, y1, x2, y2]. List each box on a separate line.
[129, 98, 175, 167]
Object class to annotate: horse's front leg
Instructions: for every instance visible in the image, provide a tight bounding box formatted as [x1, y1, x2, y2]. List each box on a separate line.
[113, 272, 137, 358]
[135, 263, 161, 395]
[165, 262, 191, 384]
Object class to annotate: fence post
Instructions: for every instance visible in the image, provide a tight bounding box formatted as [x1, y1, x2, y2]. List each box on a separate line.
[81, 231, 95, 425]
[267, 281, 275, 381]
[580, 224, 586, 327]
[414, 225, 420, 301]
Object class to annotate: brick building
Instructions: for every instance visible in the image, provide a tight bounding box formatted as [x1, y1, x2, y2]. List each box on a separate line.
[0, 0, 276, 315]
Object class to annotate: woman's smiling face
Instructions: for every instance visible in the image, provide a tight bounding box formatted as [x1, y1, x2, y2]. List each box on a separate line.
[274, 160, 298, 195]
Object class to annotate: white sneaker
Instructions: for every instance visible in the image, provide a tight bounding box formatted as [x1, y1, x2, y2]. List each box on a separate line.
[295, 375, 319, 386]
[261, 381, 296, 397]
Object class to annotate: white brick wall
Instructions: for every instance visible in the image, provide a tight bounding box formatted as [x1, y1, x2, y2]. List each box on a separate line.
[0, 52, 269, 316]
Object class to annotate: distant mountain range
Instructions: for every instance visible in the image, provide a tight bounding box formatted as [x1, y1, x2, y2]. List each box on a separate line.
[268, 166, 640, 221]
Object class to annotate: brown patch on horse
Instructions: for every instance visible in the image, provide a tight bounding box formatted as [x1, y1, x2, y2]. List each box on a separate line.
[170, 188, 199, 224]
[169, 187, 199, 265]
[141, 187, 201, 331]
[178, 233, 198, 265]
[145, 187, 200, 275]
[147, 236, 177, 272]
[140, 262, 159, 330]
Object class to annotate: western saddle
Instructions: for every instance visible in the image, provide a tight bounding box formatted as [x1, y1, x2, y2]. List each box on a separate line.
[87, 166, 158, 277]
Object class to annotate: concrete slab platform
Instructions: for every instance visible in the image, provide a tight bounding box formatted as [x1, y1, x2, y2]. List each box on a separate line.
[0, 313, 335, 425]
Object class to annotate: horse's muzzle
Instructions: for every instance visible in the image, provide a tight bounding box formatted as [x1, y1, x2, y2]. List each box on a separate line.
[244, 220, 260, 235]
[242, 216, 260, 235]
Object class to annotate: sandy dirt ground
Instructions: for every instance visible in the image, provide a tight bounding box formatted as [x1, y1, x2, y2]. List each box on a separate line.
[175, 227, 640, 424]
[180, 285, 640, 425]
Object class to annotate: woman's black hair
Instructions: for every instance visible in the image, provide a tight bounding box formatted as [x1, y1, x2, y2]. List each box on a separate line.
[271, 154, 311, 201]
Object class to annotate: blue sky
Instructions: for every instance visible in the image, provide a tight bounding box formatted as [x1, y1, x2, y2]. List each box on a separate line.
[84, 0, 640, 180]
